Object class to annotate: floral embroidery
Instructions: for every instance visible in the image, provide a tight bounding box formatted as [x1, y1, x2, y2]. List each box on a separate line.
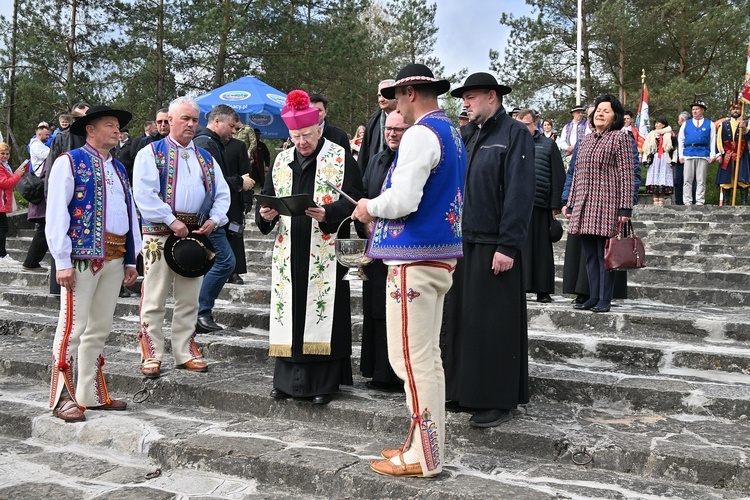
[390, 288, 402, 303]
[72, 207, 84, 219]
[74, 259, 90, 272]
[405, 288, 420, 302]
[138, 322, 156, 359]
[144, 238, 164, 264]
[445, 188, 463, 238]
[419, 408, 440, 471]
[322, 194, 333, 205]
[155, 151, 166, 169]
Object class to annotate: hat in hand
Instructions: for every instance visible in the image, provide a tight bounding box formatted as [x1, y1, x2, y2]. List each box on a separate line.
[163, 232, 216, 278]
[549, 218, 564, 243]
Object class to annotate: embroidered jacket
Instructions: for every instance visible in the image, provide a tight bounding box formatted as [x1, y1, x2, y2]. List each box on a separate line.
[141, 138, 216, 234]
[66, 145, 137, 266]
[367, 110, 466, 260]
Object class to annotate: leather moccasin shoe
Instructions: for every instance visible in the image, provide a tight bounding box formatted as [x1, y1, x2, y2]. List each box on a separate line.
[381, 448, 400, 459]
[177, 358, 208, 372]
[140, 359, 161, 379]
[469, 409, 513, 428]
[52, 398, 86, 423]
[270, 388, 291, 399]
[88, 398, 127, 411]
[196, 316, 223, 333]
[370, 456, 427, 478]
[311, 394, 332, 405]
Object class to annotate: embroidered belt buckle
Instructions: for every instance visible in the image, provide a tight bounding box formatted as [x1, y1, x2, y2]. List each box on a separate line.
[104, 232, 127, 261]
[175, 212, 200, 230]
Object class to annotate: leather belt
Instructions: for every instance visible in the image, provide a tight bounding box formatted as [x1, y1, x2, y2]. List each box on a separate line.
[104, 232, 127, 261]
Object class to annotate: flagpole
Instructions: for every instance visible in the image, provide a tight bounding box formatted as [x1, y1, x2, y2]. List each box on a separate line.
[575, 0, 582, 105]
[731, 100, 745, 206]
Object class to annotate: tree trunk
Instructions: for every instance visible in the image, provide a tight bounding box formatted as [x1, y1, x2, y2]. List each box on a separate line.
[66, 0, 78, 109]
[6, 0, 20, 157]
[581, 0, 594, 101]
[213, 0, 230, 89]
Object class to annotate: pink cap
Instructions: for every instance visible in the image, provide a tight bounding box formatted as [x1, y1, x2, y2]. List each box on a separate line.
[281, 90, 320, 130]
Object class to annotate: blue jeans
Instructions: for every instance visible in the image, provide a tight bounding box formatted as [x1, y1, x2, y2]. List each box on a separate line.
[198, 227, 236, 317]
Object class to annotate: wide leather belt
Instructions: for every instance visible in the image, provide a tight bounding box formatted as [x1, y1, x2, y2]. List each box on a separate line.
[104, 232, 127, 261]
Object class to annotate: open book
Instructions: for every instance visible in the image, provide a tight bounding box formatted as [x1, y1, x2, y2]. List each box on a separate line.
[254, 193, 318, 217]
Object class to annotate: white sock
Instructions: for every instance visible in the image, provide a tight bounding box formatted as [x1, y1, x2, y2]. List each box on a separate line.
[389, 446, 419, 465]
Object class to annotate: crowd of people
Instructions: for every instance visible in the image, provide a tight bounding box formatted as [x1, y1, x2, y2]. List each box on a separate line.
[0, 62, 748, 480]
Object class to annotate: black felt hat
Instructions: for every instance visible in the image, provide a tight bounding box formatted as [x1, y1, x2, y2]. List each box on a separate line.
[163, 232, 216, 278]
[569, 105, 585, 113]
[450, 72, 512, 99]
[690, 100, 707, 111]
[380, 64, 451, 100]
[69, 105, 133, 137]
[549, 218, 564, 243]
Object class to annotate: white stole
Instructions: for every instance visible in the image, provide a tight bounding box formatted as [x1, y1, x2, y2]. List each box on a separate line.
[269, 139, 345, 357]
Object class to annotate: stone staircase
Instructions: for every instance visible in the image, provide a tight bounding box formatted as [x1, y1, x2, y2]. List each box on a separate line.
[0, 205, 749, 499]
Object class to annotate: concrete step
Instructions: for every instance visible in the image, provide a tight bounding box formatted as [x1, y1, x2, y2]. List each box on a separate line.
[3, 378, 745, 499]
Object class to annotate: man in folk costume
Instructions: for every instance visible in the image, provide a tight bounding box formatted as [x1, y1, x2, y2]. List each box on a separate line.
[353, 64, 466, 478]
[715, 101, 750, 205]
[133, 97, 231, 378]
[678, 100, 719, 205]
[557, 105, 587, 167]
[46, 105, 141, 422]
[256, 90, 362, 405]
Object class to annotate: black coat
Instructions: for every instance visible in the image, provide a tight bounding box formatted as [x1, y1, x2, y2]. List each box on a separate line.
[322, 120, 352, 156]
[255, 138, 363, 362]
[357, 108, 383, 174]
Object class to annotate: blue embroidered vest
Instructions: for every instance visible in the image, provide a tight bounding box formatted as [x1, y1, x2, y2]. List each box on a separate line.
[66, 145, 137, 266]
[683, 119, 712, 157]
[141, 138, 216, 234]
[367, 110, 467, 261]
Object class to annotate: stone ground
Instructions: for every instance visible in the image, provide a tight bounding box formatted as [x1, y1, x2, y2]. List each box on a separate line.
[0, 205, 749, 499]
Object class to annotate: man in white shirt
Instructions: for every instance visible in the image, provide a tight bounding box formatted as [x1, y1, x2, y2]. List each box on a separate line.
[133, 96, 230, 379]
[28, 122, 50, 175]
[678, 100, 720, 205]
[46, 105, 141, 422]
[557, 105, 587, 164]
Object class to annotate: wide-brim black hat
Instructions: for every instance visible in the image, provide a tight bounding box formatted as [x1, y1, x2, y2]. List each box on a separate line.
[570, 105, 585, 113]
[450, 72, 512, 99]
[690, 100, 707, 111]
[70, 105, 133, 136]
[164, 232, 216, 278]
[549, 218, 564, 243]
[380, 64, 451, 100]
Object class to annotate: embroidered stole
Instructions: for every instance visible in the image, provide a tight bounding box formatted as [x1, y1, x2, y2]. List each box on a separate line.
[269, 140, 345, 357]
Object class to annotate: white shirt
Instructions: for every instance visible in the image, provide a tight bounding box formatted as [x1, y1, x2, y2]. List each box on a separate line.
[678, 118, 717, 160]
[366, 111, 441, 265]
[45, 148, 142, 270]
[133, 136, 230, 228]
[29, 137, 50, 175]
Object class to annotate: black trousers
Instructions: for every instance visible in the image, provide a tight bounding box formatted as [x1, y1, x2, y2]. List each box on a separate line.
[0, 212, 7, 257]
[580, 234, 615, 303]
[23, 220, 48, 267]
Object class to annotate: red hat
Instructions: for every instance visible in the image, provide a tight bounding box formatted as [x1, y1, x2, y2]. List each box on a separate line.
[281, 90, 320, 130]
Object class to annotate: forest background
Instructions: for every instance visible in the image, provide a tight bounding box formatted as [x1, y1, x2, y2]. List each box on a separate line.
[1, 0, 749, 169]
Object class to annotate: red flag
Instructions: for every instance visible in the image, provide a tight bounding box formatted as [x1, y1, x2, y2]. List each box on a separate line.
[743, 41, 750, 104]
[634, 83, 648, 150]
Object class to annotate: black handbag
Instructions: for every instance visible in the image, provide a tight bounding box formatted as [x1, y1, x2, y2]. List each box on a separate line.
[16, 170, 45, 205]
[604, 220, 646, 271]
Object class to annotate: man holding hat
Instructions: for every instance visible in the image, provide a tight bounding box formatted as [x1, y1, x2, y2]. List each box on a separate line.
[45, 105, 141, 422]
[352, 63, 466, 478]
[678, 99, 719, 205]
[444, 72, 535, 428]
[558, 105, 587, 165]
[133, 96, 231, 379]
[256, 89, 362, 406]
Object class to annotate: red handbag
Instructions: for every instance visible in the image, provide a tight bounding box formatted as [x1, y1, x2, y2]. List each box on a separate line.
[604, 221, 646, 270]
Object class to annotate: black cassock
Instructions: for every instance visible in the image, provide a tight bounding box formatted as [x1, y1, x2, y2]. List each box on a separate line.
[359, 148, 400, 385]
[255, 138, 363, 397]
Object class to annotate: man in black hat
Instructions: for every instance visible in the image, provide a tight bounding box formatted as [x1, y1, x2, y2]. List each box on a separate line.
[443, 72, 534, 428]
[133, 96, 231, 379]
[678, 100, 719, 205]
[457, 110, 470, 141]
[353, 63, 466, 478]
[558, 105, 587, 165]
[45, 105, 141, 422]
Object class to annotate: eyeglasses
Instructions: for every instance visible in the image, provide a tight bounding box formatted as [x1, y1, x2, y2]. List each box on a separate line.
[156, 120, 168, 124]
[290, 132, 316, 142]
[385, 127, 408, 133]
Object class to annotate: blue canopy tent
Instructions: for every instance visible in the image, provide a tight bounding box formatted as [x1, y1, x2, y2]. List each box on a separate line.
[195, 76, 289, 139]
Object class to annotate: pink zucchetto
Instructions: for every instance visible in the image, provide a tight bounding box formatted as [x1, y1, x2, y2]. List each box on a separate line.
[281, 90, 320, 131]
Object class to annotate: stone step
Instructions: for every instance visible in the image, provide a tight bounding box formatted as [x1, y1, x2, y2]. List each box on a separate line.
[2, 378, 745, 499]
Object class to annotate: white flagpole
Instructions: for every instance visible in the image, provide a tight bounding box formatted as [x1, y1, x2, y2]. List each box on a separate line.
[576, 0, 582, 105]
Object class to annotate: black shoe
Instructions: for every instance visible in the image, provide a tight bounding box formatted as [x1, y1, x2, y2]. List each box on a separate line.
[227, 273, 245, 285]
[536, 293, 553, 303]
[270, 388, 291, 400]
[119, 287, 131, 298]
[311, 394, 332, 405]
[196, 316, 223, 333]
[591, 301, 611, 313]
[366, 380, 404, 392]
[22, 265, 46, 272]
[573, 298, 598, 310]
[572, 294, 588, 305]
[469, 409, 513, 428]
[446, 400, 470, 413]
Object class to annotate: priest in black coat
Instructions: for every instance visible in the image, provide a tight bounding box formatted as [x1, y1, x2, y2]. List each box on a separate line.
[256, 90, 363, 405]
